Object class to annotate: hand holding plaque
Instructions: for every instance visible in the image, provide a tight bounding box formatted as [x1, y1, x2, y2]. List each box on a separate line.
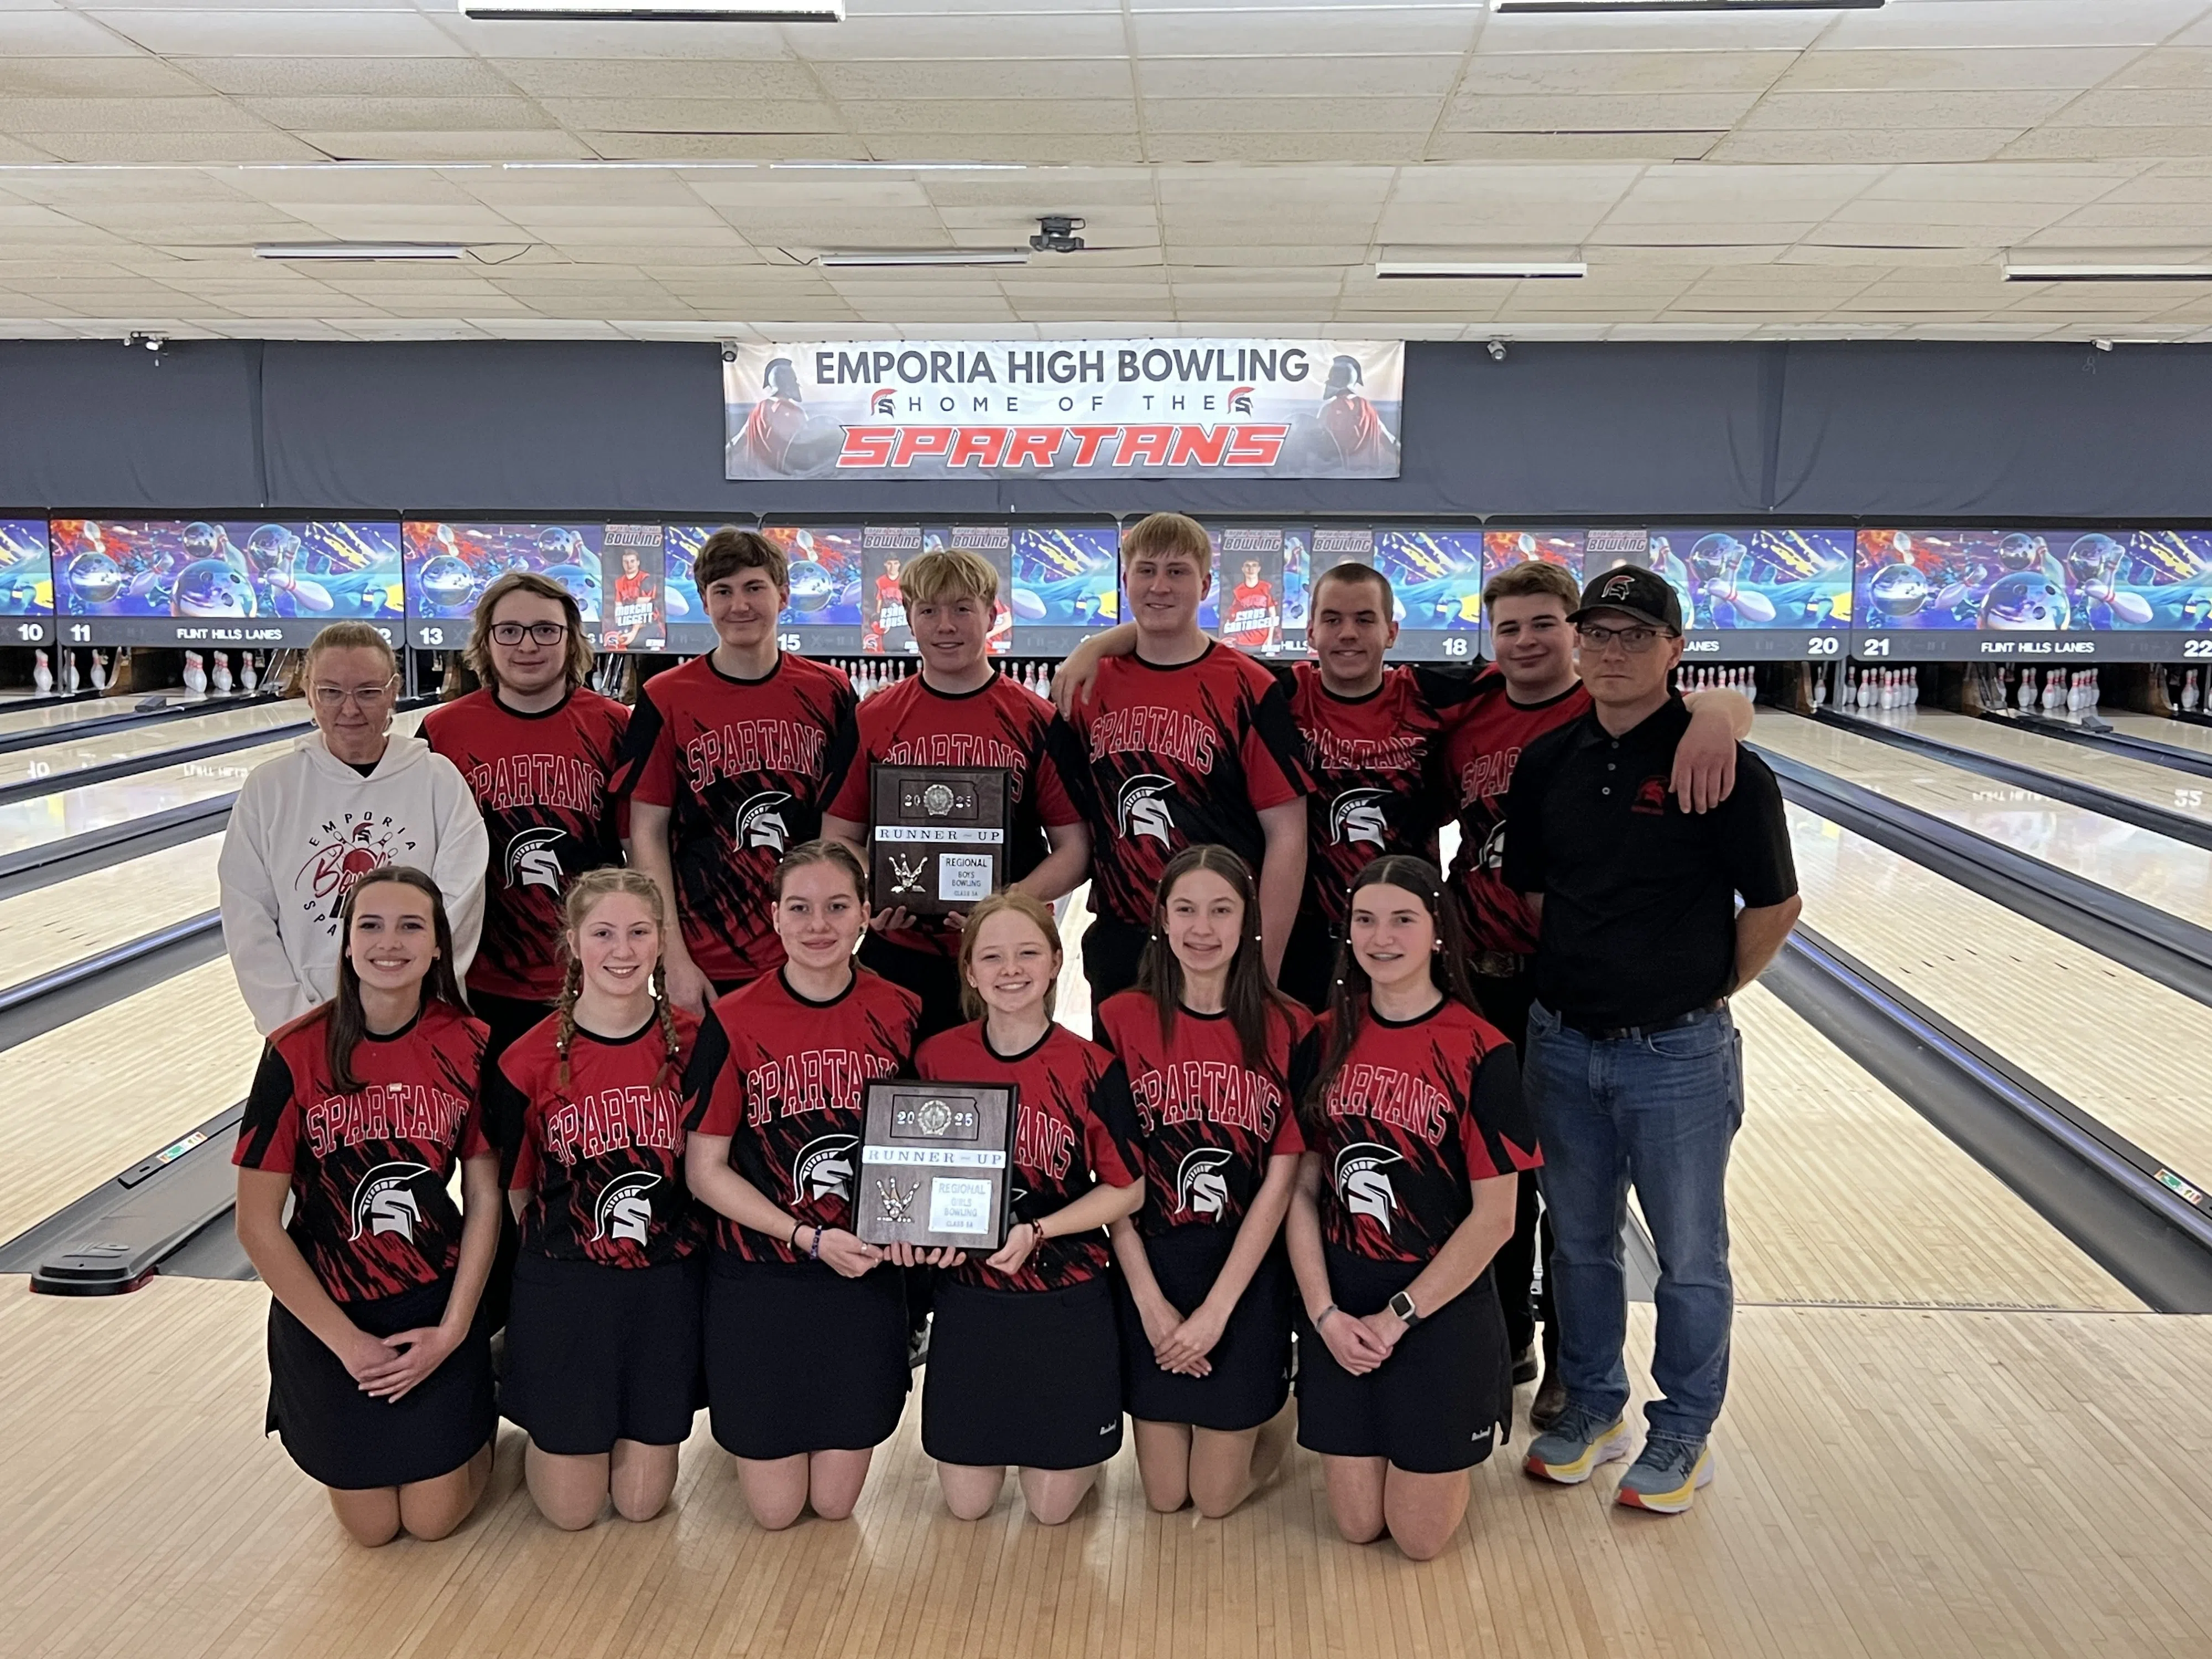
[855, 1079, 1015, 1251]
[869, 764, 1011, 919]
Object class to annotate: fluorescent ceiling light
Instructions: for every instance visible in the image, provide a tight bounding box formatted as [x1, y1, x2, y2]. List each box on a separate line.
[816, 249, 1029, 268]
[461, 0, 842, 17]
[1494, 1, 1880, 12]
[255, 242, 467, 260]
[2004, 262, 2212, 283]
[1376, 260, 1587, 279]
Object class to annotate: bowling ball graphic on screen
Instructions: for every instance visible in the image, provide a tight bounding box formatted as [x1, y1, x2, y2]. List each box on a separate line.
[173, 559, 254, 618]
[787, 559, 835, 613]
[1980, 572, 2067, 631]
[1866, 562, 1931, 619]
[418, 552, 477, 617]
[542, 562, 600, 621]
[69, 550, 125, 607]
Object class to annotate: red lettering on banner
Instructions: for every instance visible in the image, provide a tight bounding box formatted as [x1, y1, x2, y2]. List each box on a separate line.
[947, 427, 1009, 468]
[1168, 426, 1230, 467]
[1114, 426, 1175, 468]
[837, 427, 896, 467]
[892, 427, 954, 467]
[1067, 426, 1120, 467]
[1005, 427, 1062, 468]
[1226, 425, 1288, 467]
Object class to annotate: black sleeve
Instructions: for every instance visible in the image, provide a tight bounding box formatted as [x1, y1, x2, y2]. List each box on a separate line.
[235, 1042, 296, 1169]
[604, 682, 664, 800]
[1285, 1023, 1322, 1108]
[1500, 742, 1553, 896]
[681, 1009, 732, 1133]
[1046, 711, 1105, 829]
[480, 1050, 531, 1162]
[1249, 677, 1316, 796]
[1717, 752, 1799, 909]
[1462, 1041, 1540, 1180]
[1410, 662, 1486, 712]
[1086, 1058, 1148, 1186]
[816, 684, 862, 814]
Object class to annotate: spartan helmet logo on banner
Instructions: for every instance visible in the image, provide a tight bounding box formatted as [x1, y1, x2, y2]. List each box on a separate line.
[504, 826, 567, 893]
[591, 1171, 661, 1245]
[1176, 1147, 1236, 1219]
[1333, 1142, 1404, 1233]
[1117, 774, 1176, 845]
[1329, 788, 1389, 849]
[349, 1161, 431, 1242]
[738, 790, 794, 852]
[794, 1134, 860, 1204]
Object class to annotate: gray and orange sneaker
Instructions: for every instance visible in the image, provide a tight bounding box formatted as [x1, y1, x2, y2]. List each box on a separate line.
[1615, 1435, 1714, 1514]
[1522, 1403, 1630, 1485]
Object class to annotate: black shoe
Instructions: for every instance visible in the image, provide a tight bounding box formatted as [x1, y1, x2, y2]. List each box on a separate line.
[1530, 1322, 1565, 1430]
[1511, 1343, 1540, 1385]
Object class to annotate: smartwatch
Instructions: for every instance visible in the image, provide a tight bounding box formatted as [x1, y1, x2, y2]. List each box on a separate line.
[1388, 1290, 1422, 1327]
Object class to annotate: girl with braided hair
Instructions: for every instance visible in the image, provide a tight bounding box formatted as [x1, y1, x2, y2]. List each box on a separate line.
[484, 868, 703, 1531]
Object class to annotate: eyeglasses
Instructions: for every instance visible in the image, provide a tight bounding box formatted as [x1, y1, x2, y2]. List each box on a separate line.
[309, 675, 399, 711]
[1575, 623, 1665, 655]
[489, 621, 570, 646]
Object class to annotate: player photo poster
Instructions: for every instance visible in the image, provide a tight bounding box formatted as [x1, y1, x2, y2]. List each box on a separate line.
[938, 524, 1016, 656]
[725, 339, 1403, 481]
[600, 523, 665, 653]
[863, 524, 922, 655]
[1211, 526, 1287, 655]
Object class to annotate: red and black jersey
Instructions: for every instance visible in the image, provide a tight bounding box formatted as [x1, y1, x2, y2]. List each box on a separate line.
[423, 686, 629, 1003]
[1093, 992, 1315, 1238]
[1285, 664, 1453, 932]
[1309, 999, 1541, 1265]
[1223, 581, 1278, 648]
[611, 652, 859, 985]
[1060, 644, 1311, 928]
[873, 574, 907, 632]
[915, 1020, 1143, 1292]
[1439, 675, 1590, 957]
[233, 1000, 491, 1304]
[823, 670, 1087, 958]
[491, 1007, 701, 1269]
[684, 967, 920, 1261]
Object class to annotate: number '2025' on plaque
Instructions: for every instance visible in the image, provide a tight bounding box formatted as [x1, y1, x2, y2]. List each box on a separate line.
[869, 764, 1011, 917]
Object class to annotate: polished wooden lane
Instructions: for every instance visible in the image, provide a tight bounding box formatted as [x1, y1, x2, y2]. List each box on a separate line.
[0, 693, 184, 737]
[0, 958, 260, 1245]
[0, 698, 307, 790]
[0, 833, 221, 993]
[2105, 711, 2212, 758]
[1892, 708, 2212, 826]
[1754, 709, 2212, 931]
[1786, 805, 2212, 1190]
[3, 1281, 2204, 1659]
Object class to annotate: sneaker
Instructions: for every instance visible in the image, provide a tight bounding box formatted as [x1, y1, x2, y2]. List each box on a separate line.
[1523, 1404, 1630, 1485]
[1615, 1435, 1714, 1514]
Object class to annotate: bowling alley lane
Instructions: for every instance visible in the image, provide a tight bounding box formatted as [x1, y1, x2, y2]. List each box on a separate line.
[2103, 711, 2212, 759]
[0, 692, 215, 737]
[0, 708, 426, 859]
[1784, 804, 2212, 1192]
[0, 698, 308, 790]
[1753, 709, 2212, 931]
[0, 833, 219, 993]
[1869, 707, 2212, 826]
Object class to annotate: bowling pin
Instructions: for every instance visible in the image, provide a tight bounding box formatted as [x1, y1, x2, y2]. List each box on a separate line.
[2089, 667, 2101, 712]
[2018, 670, 2036, 712]
[184, 650, 207, 695]
[61, 651, 79, 693]
[240, 653, 258, 692]
[2184, 669, 2200, 713]
[212, 652, 233, 694]
[32, 648, 52, 694]
[90, 650, 107, 690]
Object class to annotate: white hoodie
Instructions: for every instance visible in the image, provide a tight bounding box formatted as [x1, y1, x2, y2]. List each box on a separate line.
[217, 728, 489, 1036]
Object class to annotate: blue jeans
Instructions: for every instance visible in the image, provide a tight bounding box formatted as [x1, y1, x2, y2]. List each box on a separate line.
[1523, 1000, 1744, 1442]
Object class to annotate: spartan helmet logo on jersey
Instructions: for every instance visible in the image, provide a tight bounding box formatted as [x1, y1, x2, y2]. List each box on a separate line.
[504, 826, 567, 893]
[794, 1134, 859, 1204]
[591, 1170, 660, 1245]
[1117, 774, 1176, 845]
[349, 1161, 431, 1242]
[1329, 788, 1389, 849]
[1333, 1142, 1404, 1233]
[738, 790, 794, 852]
[1176, 1147, 1236, 1219]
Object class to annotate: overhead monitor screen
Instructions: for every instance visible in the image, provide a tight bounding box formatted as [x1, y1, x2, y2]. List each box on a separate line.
[0, 519, 53, 646]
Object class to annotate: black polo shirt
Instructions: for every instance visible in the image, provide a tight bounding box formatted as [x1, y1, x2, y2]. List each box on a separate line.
[1501, 695, 1796, 1031]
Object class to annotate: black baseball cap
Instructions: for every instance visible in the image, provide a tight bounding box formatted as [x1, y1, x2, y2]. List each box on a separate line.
[1568, 565, 1683, 635]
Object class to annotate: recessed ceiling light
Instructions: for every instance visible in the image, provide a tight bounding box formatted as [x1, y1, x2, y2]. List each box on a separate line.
[816, 249, 1030, 268]
[1493, 1, 1881, 12]
[1376, 259, 1587, 279]
[2004, 261, 2212, 283]
[460, 0, 841, 17]
[254, 242, 468, 260]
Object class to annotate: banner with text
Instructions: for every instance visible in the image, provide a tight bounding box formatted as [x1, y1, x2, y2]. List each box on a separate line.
[723, 339, 1404, 481]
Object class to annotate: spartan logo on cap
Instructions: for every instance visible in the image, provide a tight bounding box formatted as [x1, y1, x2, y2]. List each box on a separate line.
[591, 1170, 661, 1245]
[1117, 774, 1176, 844]
[504, 826, 567, 893]
[349, 1161, 431, 1242]
[1329, 787, 1389, 849]
[1333, 1142, 1404, 1233]
[794, 1133, 859, 1204]
[737, 790, 794, 852]
[1598, 572, 1640, 605]
[1176, 1147, 1236, 1219]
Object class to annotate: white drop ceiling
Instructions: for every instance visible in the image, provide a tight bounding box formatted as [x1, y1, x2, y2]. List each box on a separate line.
[5, 0, 2212, 342]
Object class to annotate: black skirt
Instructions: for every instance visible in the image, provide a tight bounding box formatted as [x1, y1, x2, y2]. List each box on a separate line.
[922, 1274, 1123, 1470]
[1112, 1226, 1292, 1432]
[703, 1252, 910, 1459]
[502, 1250, 706, 1456]
[265, 1276, 496, 1491]
[1292, 1245, 1513, 1475]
